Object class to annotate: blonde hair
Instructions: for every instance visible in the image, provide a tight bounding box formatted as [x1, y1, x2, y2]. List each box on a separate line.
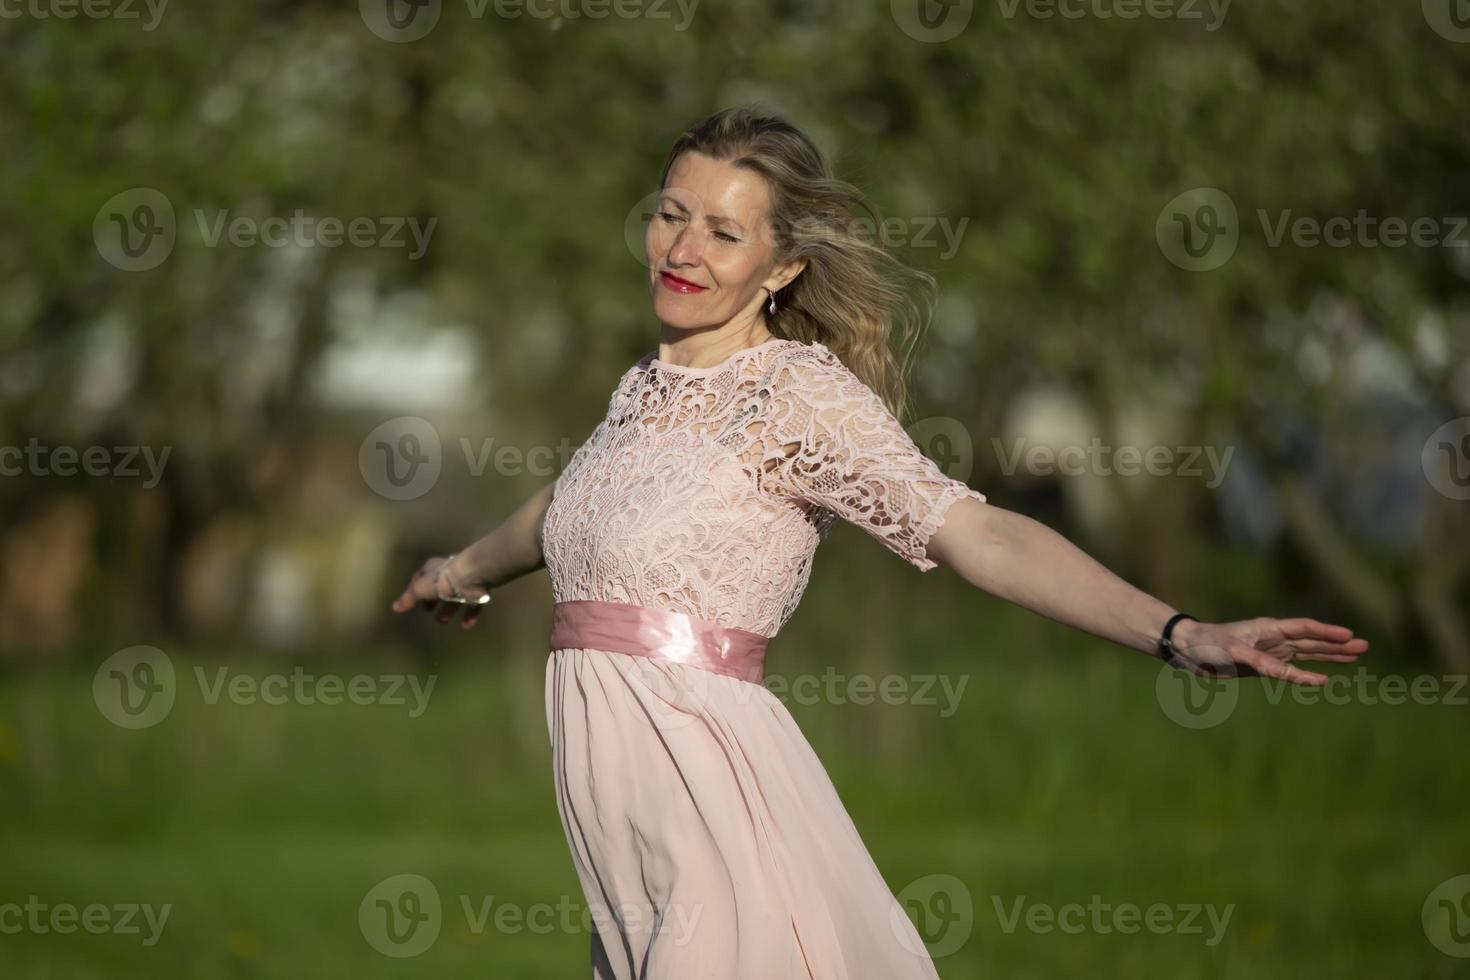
[657, 105, 938, 422]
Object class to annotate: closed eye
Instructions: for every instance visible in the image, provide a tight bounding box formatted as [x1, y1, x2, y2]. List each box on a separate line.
[656, 210, 739, 243]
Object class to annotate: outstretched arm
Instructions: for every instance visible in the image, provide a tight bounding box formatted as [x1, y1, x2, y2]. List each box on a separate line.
[390, 480, 556, 629]
[458, 478, 556, 584]
[924, 497, 1369, 685]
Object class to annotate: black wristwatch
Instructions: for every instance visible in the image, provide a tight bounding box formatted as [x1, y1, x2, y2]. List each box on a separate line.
[1158, 612, 1198, 667]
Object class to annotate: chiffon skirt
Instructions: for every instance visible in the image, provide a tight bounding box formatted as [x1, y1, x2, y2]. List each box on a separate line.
[545, 645, 943, 979]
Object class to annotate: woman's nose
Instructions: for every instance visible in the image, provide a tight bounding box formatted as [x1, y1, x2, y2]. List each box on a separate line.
[667, 227, 703, 266]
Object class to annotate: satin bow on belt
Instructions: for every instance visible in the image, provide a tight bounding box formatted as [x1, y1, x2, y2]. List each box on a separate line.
[549, 599, 769, 684]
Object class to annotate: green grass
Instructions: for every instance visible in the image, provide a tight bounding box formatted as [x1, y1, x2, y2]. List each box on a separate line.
[1, 583, 1467, 978]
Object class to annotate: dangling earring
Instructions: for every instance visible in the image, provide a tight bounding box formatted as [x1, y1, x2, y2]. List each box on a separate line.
[768, 288, 778, 316]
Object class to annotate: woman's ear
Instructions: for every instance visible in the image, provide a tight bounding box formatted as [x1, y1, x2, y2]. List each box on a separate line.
[770, 257, 808, 294]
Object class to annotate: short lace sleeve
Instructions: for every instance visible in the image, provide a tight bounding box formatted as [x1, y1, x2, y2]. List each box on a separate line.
[759, 343, 987, 571]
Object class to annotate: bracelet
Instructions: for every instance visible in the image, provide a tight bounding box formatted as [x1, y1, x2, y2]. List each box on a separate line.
[434, 553, 492, 606]
[1158, 612, 1197, 666]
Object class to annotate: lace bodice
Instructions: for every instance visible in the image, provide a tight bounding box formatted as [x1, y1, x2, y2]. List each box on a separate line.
[540, 338, 987, 637]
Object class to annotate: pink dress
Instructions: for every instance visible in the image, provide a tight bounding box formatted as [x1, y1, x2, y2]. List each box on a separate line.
[540, 337, 987, 979]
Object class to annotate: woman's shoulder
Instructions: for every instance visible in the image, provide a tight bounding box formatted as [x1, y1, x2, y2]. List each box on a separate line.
[764, 339, 859, 392]
[765, 338, 842, 373]
[769, 338, 833, 362]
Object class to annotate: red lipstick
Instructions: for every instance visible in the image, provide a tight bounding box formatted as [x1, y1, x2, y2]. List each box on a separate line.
[659, 271, 708, 293]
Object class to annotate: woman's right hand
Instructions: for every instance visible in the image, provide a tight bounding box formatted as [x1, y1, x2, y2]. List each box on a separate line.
[390, 554, 493, 629]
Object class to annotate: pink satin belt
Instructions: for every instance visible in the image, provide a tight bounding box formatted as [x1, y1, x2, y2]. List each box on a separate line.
[549, 599, 769, 684]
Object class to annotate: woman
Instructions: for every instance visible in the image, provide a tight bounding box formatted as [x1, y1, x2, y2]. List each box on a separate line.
[391, 106, 1367, 978]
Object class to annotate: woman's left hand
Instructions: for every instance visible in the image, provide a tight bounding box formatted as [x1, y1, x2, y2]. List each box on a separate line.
[1167, 617, 1369, 685]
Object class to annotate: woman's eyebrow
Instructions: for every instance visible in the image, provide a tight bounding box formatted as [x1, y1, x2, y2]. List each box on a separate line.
[658, 195, 747, 232]
[707, 213, 746, 233]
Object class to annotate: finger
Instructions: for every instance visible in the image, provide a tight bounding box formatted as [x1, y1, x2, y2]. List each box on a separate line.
[393, 565, 437, 612]
[1274, 618, 1355, 641]
[1285, 638, 1370, 661]
[437, 597, 475, 625]
[461, 606, 482, 629]
[1245, 650, 1327, 685]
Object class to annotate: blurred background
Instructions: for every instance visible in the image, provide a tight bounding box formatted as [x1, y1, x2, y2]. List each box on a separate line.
[3, 1, 1469, 977]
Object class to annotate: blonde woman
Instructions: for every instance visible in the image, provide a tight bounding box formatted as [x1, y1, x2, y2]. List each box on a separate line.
[392, 106, 1367, 978]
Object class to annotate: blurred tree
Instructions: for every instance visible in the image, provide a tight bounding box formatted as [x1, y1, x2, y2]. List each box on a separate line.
[0, 0, 1465, 662]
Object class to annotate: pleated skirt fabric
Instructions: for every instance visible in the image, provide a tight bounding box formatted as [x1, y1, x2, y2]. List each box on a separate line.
[545, 645, 942, 980]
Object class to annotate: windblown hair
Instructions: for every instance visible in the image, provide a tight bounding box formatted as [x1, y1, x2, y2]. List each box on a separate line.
[657, 105, 938, 422]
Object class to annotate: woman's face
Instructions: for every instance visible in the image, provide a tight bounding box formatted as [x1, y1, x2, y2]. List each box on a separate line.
[646, 151, 804, 333]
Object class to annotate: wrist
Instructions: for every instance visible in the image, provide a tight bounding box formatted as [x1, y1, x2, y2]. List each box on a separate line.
[447, 547, 482, 587]
[1156, 611, 1200, 662]
[1170, 615, 1204, 649]
[434, 551, 493, 606]
[435, 553, 465, 598]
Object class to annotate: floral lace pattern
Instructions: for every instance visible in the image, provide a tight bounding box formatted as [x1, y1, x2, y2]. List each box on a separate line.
[541, 338, 987, 637]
